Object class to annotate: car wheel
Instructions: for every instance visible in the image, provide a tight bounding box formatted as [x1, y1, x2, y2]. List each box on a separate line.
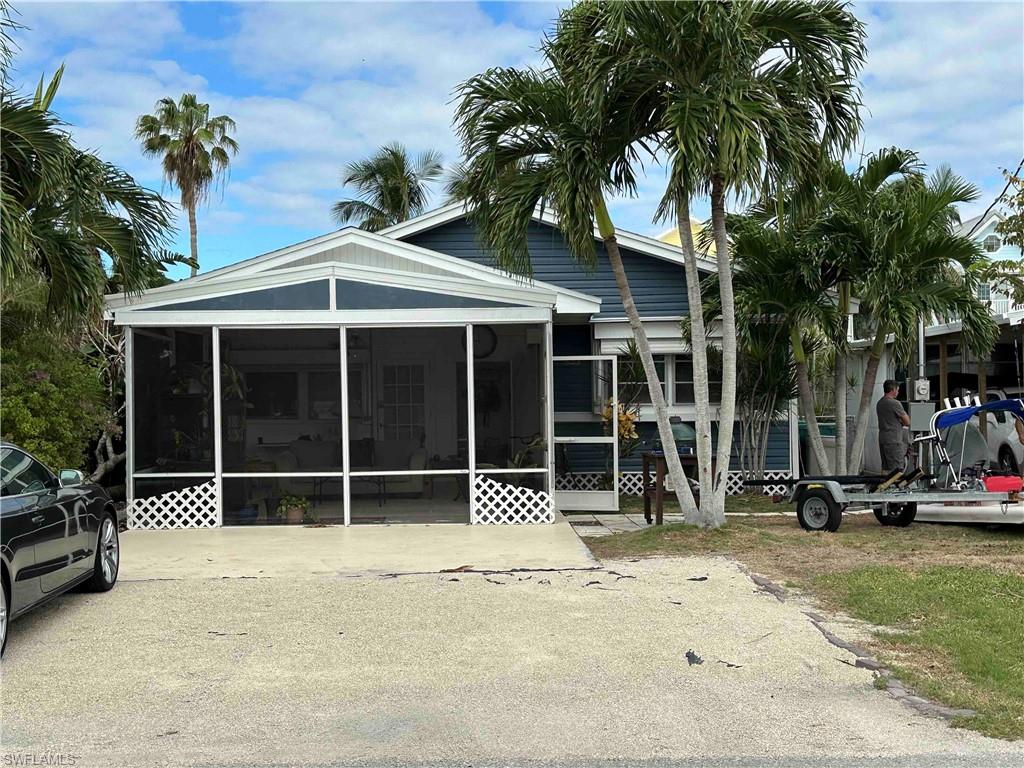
[998, 447, 1019, 474]
[796, 489, 843, 532]
[1, 576, 8, 658]
[874, 502, 917, 527]
[85, 513, 119, 592]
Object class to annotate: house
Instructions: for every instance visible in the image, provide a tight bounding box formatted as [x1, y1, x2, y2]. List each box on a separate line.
[106, 203, 798, 529]
[849, 210, 1024, 472]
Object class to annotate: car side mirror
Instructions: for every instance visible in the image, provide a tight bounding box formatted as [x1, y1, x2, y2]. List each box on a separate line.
[58, 469, 85, 488]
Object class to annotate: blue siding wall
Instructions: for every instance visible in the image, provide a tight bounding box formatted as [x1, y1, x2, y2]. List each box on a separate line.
[403, 218, 690, 319]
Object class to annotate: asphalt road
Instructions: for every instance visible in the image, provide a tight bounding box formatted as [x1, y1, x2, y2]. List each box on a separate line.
[2, 557, 1021, 767]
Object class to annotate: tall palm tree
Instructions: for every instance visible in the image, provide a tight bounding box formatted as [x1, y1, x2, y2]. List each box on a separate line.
[453, 56, 699, 515]
[135, 94, 238, 277]
[840, 167, 998, 473]
[565, 0, 866, 525]
[2, 68, 179, 327]
[332, 143, 444, 231]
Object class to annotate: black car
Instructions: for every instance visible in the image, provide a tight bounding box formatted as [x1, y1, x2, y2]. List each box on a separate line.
[0, 442, 120, 656]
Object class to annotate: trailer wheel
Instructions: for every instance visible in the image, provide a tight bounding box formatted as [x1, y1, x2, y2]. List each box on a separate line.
[796, 489, 843, 532]
[873, 502, 917, 527]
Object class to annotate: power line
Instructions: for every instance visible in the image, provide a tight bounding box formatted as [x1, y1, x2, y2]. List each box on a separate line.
[967, 156, 1024, 238]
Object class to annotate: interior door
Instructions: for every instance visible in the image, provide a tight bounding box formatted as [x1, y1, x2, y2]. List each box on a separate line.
[552, 355, 619, 512]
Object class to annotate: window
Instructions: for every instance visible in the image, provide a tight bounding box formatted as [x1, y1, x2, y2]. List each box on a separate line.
[984, 235, 1001, 253]
[380, 364, 425, 439]
[618, 355, 665, 404]
[244, 371, 299, 419]
[308, 371, 341, 420]
[674, 355, 722, 403]
[1, 447, 55, 497]
[977, 283, 992, 301]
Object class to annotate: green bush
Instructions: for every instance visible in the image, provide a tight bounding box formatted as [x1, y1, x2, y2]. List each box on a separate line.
[0, 339, 107, 471]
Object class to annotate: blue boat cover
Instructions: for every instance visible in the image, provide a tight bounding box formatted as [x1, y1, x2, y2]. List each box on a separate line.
[934, 398, 1024, 430]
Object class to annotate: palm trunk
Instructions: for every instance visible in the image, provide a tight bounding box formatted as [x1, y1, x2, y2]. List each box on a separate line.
[187, 203, 199, 277]
[674, 195, 714, 526]
[848, 326, 887, 474]
[833, 282, 850, 474]
[708, 176, 737, 527]
[792, 326, 832, 474]
[594, 197, 698, 516]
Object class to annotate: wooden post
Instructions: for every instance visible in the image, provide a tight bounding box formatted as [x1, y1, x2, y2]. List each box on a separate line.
[938, 339, 948, 405]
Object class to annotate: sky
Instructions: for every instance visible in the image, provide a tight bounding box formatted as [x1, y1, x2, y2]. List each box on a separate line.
[6, 1, 1024, 280]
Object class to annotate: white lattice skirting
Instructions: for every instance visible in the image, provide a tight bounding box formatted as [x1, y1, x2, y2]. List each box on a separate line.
[558, 471, 793, 497]
[473, 475, 555, 524]
[129, 479, 219, 530]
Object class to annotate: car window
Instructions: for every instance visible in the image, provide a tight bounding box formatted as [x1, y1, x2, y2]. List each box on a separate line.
[0, 447, 56, 497]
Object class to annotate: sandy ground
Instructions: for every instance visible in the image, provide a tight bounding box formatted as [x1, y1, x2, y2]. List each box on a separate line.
[2, 556, 1022, 768]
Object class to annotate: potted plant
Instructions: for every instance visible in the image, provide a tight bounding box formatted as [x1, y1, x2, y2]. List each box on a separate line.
[278, 495, 310, 525]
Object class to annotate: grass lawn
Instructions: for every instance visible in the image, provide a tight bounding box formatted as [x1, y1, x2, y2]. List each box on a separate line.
[586, 505, 1024, 739]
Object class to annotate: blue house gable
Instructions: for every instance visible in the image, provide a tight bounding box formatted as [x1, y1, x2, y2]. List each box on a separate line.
[399, 216, 695, 320]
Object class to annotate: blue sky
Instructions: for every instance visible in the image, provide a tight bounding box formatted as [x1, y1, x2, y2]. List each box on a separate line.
[8, 1, 1024, 280]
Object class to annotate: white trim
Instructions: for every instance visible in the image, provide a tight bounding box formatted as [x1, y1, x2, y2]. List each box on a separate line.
[467, 324, 477, 524]
[477, 468, 549, 475]
[789, 399, 800, 478]
[340, 326, 350, 526]
[133, 472, 215, 478]
[109, 261, 561, 313]
[380, 201, 720, 273]
[125, 328, 134, 509]
[113, 307, 553, 327]
[212, 327, 223, 526]
[545, 321, 555, 496]
[348, 469, 469, 477]
[136, 225, 602, 315]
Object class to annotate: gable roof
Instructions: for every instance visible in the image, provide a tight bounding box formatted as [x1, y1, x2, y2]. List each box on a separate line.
[105, 226, 601, 317]
[955, 210, 1004, 239]
[381, 201, 719, 273]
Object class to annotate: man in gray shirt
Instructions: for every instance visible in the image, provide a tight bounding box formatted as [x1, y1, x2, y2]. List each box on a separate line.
[876, 379, 911, 473]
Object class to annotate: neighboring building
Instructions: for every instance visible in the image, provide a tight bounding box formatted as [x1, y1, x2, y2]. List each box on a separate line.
[849, 211, 1024, 472]
[106, 203, 797, 529]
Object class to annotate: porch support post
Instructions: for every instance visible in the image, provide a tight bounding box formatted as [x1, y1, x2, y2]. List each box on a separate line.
[466, 324, 476, 524]
[340, 326, 351, 526]
[544, 321, 554, 499]
[212, 326, 223, 526]
[125, 327, 135, 512]
[939, 337, 948, 404]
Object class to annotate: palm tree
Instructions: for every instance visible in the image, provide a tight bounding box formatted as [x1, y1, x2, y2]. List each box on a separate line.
[566, 0, 866, 525]
[711, 213, 841, 474]
[802, 148, 923, 472]
[2, 67, 179, 327]
[841, 167, 999, 473]
[332, 143, 444, 231]
[135, 94, 238, 277]
[453, 56, 700, 516]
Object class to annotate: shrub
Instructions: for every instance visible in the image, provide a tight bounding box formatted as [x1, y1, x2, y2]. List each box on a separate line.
[0, 339, 107, 471]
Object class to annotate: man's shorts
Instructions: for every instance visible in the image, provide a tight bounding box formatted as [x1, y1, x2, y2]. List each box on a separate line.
[880, 441, 906, 473]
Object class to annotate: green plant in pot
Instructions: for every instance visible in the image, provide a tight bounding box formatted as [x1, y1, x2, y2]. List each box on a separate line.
[278, 495, 310, 525]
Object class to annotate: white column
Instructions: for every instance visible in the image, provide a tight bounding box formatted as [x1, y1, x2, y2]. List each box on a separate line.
[544, 321, 554, 499]
[466, 324, 476, 524]
[124, 327, 135, 513]
[212, 327, 223, 526]
[340, 326, 351, 526]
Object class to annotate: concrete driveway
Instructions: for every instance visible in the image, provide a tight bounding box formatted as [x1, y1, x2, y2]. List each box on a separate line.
[2, 528, 1023, 768]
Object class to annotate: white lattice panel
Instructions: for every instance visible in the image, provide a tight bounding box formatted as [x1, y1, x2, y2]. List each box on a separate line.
[473, 475, 554, 524]
[618, 471, 792, 497]
[554, 472, 604, 491]
[129, 480, 218, 529]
